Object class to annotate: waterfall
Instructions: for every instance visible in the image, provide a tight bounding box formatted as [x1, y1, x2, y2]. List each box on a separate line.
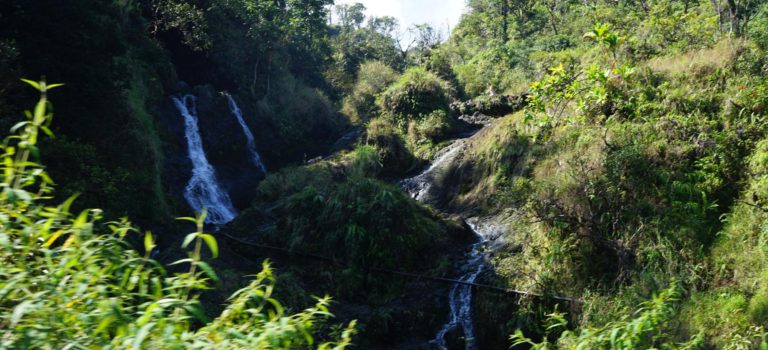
[225, 94, 268, 174]
[400, 131, 492, 350]
[172, 95, 238, 225]
[430, 219, 499, 350]
[400, 139, 466, 203]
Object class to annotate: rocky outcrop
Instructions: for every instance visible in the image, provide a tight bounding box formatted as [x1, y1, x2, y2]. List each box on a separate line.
[450, 94, 529, 118]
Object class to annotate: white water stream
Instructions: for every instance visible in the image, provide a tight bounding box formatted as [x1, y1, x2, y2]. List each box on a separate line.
[400, 133, 495, 350]
[172, 95, 238, 225]
[400, 139, 466, 203]
[225, 94, 268, 174]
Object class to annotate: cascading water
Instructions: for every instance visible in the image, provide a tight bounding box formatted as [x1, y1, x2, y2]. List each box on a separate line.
[431, 230, 487, 350]
[400, 130, 496, 350]
[430, 218, 504, 350]
[224, 94, 268, 174]
[172, 95, 238, 225]
[400, 139, 466, 203]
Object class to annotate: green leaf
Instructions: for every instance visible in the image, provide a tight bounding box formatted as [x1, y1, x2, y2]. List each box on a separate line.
[195, 261, 219, 282]
[200, 234, 218, 258]
[131, 322, 155, 350]
[176, 216, 197, 223]
[183, 303, 210, 323]
[40, 126, 55, 138]
[10, 121, 28, 133]
[182, 232, 197, 249]
[60, 194, 80, 213]
[170, 258, 194, 266]
[20, 79, 41, 91]
[144, 231, 155, 254]
[11, 300, 33, 327]
[33, 100, 46, 124]
[73, 210, 89, 229]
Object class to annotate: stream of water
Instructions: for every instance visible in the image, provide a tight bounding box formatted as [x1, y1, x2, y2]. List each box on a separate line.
[172, 94, 238, 225]
[431, 226, 487, 350]
[225, 94, 268, 174]
[400, 132, 494, 350]
[400, 139, 466, 204]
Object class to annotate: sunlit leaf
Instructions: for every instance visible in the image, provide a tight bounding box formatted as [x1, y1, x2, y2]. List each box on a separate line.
[200, 233, 218, 258]
[20, 79, 41, 91]
[182, 233, 197, 249]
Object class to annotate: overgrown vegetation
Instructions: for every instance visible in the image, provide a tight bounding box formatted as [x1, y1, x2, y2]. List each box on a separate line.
[6, 0, 768, 347]
[427, 0, 768, 347]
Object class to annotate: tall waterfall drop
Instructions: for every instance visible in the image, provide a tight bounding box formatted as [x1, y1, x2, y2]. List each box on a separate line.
[172, 95, 238, 225]
[225, 94, 268, 174]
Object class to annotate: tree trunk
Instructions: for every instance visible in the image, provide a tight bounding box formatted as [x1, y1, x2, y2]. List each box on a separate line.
[712, 0, 724, 32]
[250, 60, 259, 97]
[546, 0, 560, 35]
[501, 0, 510, 43]
[726, 0, 740, 35]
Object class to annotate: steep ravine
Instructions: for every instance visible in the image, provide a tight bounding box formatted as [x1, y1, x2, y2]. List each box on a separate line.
[401, 124, 513, 350]
[167, 87, 524, 348]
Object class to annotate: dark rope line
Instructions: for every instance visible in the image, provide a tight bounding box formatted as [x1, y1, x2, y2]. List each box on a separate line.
[220, 232, 582, 304]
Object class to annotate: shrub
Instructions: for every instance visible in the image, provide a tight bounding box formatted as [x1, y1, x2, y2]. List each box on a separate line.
[749, 283, 768, 324]
[749, 3, 768, 51]
[365, 117, 418, 176]
[342, 61, 399, 123]
[378, 66, 454, 127]
[348, 144, 383, 178]
[454, 46, 531, 97]
[407, 109, 453, 144]
[255, 74, 347, 162]
[0, 81, 354, 349]
[511, 284, 703, 349]
[275, 177, 442, 292]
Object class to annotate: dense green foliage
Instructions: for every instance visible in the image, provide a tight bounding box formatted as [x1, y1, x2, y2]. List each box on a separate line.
[278, 177, 440, 286]
[378, 67, 454, 128]
[0, 0, 349, 221]
[230, 146, 455, 293]
[0, 84, 354, 349]
[511, 285, 705, 349]
[341, 61, 399, 123]
[426, 0, 768, 347]
[7, 0, 768, 347]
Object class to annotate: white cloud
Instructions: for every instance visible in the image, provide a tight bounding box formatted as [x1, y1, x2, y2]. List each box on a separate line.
[334, 0, 466, 34]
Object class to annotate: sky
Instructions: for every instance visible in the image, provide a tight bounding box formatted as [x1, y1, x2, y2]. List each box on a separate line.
[334, 0, 467, 39]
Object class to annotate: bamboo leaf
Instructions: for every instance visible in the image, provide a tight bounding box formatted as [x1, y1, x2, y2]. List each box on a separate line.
[176, 216, 197, 223]
[200, 234, 218, 258]
[131, 322, 155, 350]
[11, 300, 33, 327]
[195, 261, 219, 282]
[144, 231, 155, 255]
[20, 79, 41, 91]
[43, 230, 65, 248]
[182, 233, 196, 249]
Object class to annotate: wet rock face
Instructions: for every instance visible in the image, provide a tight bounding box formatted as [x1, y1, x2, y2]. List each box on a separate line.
[399, 126, 493, 213]
[400, 139, 470, 207]
[458, 112, 494, 126]
[450, 94, 529, 118]
[440, 325, 466, 350]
